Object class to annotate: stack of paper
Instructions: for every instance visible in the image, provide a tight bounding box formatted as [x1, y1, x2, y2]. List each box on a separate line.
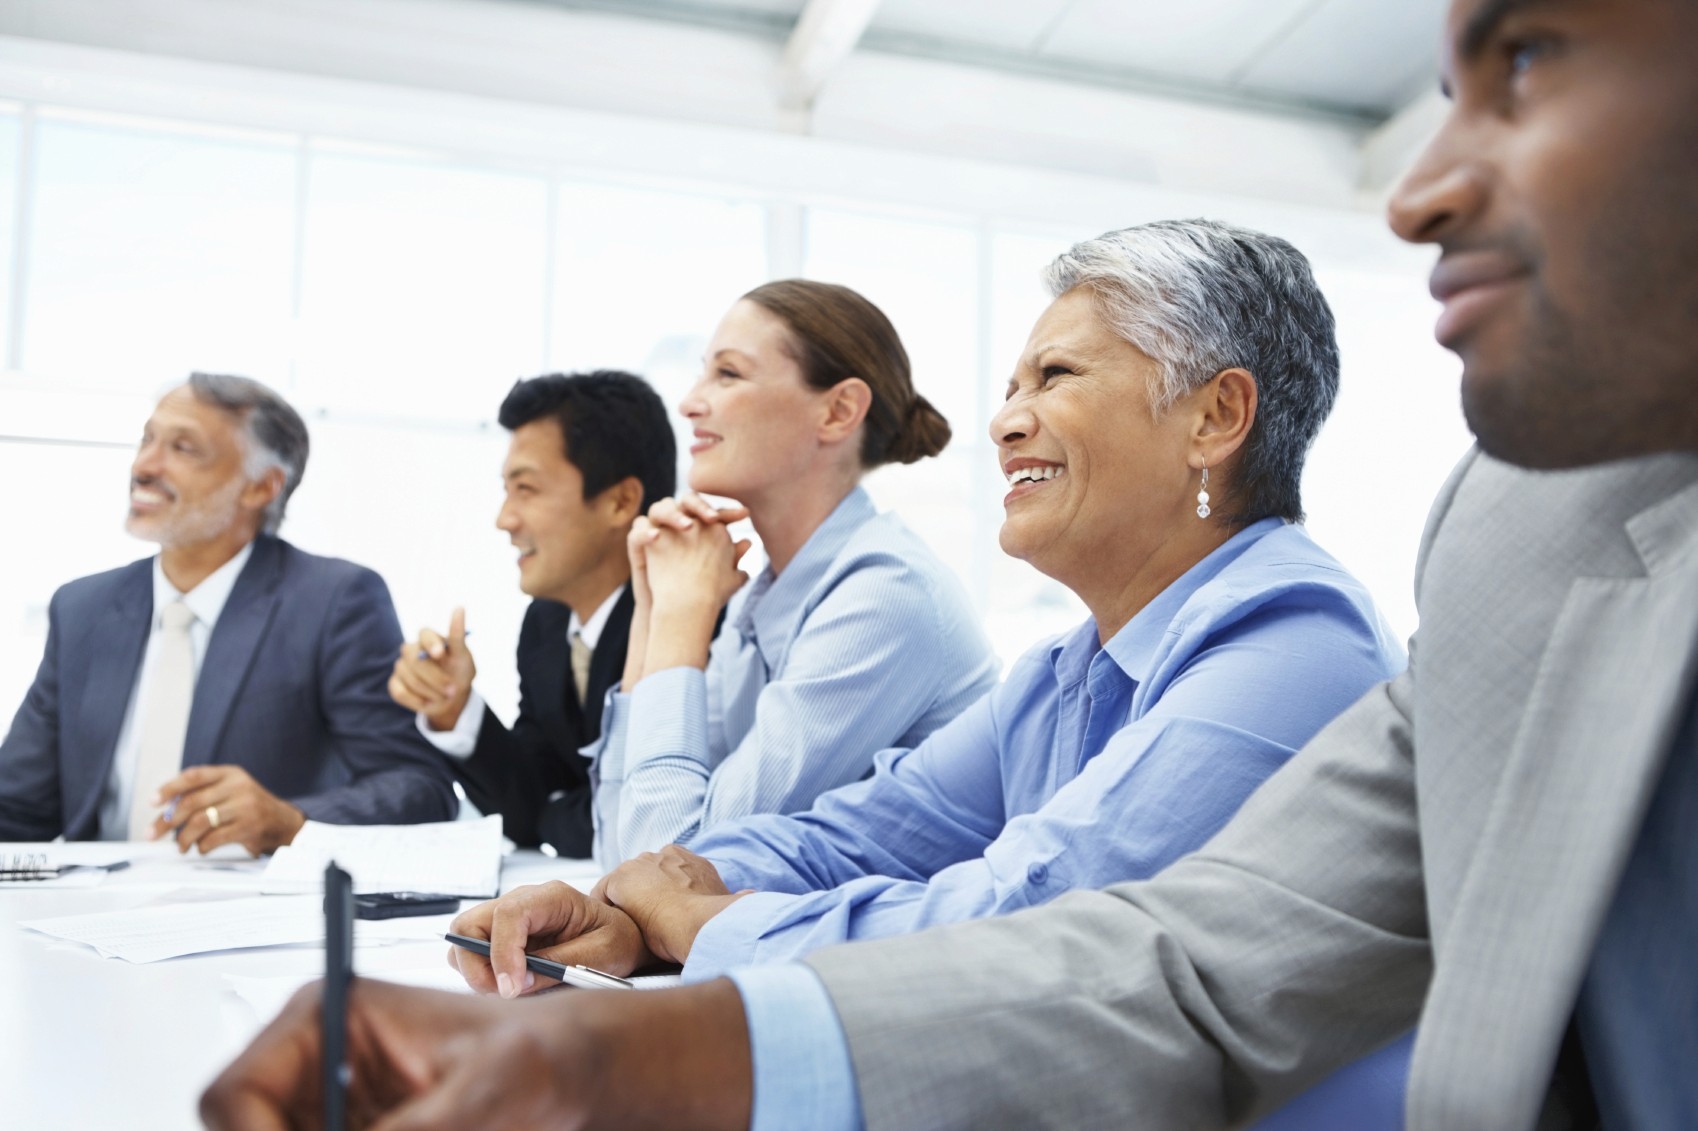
[1, 842, 136, 887]
[20, 895, 445, 963]
[262, 815, 505, 897]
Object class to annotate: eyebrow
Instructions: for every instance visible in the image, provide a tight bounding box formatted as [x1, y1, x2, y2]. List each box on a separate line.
[1456, 0, 1569, 62]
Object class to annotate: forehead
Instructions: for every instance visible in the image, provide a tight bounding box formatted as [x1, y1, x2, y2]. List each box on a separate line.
[146, 386, 239, 442]
[709, 299, 793, 359]
[504, 416, 578, 476]
[1021, 287, 1114, 356]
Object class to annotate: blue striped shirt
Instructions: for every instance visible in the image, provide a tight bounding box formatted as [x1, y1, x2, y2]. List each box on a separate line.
[716, 518, 1414, 1130]
[588, 486, 1000, 864]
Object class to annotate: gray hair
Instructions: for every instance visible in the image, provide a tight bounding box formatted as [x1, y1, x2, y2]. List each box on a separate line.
[1043, 219, 1339, 523]
[187, 372, 310, 535]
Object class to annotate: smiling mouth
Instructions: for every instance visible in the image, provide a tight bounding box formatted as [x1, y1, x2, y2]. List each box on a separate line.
[1428, 252, 1531, 348]
[129, 485, 174, 510]
[1003, 463, 1065, 504]
[690, 433, 722, 455]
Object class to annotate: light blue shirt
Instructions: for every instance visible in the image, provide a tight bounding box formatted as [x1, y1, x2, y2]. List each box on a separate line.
[724, 518, 1414, 1130]
[588, 487, 999, 864]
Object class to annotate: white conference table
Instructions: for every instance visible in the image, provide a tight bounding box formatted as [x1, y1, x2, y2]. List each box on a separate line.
[0, 846, 600, 1130]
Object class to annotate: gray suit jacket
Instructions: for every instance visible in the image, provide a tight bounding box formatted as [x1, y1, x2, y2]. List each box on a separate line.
[806, 450, 1698, 1130]
[0, 534, 457, 840]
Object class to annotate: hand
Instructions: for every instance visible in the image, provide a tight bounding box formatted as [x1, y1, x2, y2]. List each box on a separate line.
[388, 608, 476, 732]
[150, 765, 306, 856]
[447, 881, 654, 998]
[201, 976, 755, 1131]
[594, 845, 751, 965]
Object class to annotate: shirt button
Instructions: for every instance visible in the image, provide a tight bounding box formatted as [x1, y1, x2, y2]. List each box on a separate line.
[1026, 862, 1049, 885]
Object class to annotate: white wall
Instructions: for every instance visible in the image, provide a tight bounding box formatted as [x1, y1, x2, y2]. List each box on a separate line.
[0, 0, 1467, 737]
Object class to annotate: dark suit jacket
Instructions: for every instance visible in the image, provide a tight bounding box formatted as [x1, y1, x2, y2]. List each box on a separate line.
[449, 586, 632, 857]
[0, 535, 457, 840]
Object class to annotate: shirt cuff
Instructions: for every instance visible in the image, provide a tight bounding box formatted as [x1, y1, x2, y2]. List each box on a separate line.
[414, 689, 486, 759]
[726, 964, 864, 1131]
[587, 687, 632, 780]
[626, 665, 711, 769]
[683, 892, 797, 983]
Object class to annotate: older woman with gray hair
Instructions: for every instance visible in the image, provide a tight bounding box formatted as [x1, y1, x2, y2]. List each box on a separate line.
[267, 218, 1404, 1129]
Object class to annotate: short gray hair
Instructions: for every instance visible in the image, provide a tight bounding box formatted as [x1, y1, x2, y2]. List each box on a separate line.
[187, 372, 310, 535]
[1043, 219, 1339, 523]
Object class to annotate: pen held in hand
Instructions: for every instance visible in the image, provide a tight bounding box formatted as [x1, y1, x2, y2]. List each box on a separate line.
[444, 932, 634, 991]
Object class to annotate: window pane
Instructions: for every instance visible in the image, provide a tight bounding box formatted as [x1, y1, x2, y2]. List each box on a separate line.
[982, 229, 1088, 660]
[549, 181, 768, 458]
[24, 117, 296, 390]
[297, 152, 549, 421]
[0, 438, 144, 740]
[0, 111, 18, 368]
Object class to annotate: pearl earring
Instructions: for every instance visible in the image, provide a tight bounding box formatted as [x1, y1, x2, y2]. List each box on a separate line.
[1196, 466, 1211, 519]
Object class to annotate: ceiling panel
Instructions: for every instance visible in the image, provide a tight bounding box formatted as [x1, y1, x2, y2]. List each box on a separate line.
[1235, 0, 1446, 114]
[1037, 0, 1320, 85]
[870, 0, 1076, 55]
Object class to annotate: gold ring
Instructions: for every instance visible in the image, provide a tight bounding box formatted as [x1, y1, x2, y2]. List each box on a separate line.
[206, 805, 220, 829]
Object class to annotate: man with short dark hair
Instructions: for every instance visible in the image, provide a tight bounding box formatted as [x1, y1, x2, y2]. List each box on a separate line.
[0, 374, 454, 852]
[388, 371, 675, 858]
[202, 0, 1698, 1125]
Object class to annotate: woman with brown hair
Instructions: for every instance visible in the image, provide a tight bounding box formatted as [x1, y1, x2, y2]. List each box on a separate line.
[588, 280, 1000, 863]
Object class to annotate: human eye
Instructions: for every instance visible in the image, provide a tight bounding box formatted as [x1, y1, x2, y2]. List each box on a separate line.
[1040, 364, 1074, 385]
[716, 366, 741, 382]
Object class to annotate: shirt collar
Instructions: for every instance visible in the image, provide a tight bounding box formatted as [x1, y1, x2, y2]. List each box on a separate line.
[151, 540, 255, 631]
[1084, 516, 1287, 686]
[569, 584, 625, 650]
[737, 487, 877, 662]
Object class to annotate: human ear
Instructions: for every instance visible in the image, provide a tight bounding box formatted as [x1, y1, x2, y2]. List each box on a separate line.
[818, 377, 873, 445]
[240, 466, 284, 516]
[598, 476, 646, 527]
[1189, 367, 1257, 471]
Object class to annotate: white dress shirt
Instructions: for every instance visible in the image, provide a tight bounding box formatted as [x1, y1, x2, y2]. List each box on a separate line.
[419, 585, 624, 759]
[97, 541, 255, 841]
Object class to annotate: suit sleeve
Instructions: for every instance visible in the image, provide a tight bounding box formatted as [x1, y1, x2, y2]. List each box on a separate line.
[288, 568, 456, 825]
[449, 609, 591, 854]
[0, 588, 68, 840]
[805, 670, 1433, 1130]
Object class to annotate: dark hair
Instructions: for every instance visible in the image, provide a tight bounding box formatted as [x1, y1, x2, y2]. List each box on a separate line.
[187, 372, 310, 535]
[741, 279, 951, 467]
[1044, 219, 1341, 524]
[498, 371, 675, 509]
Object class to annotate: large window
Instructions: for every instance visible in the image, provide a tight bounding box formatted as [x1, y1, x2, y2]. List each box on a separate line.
[23, 112, 297, 392]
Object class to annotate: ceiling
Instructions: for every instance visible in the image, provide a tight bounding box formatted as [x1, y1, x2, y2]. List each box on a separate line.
[517, 0, 1448, 123]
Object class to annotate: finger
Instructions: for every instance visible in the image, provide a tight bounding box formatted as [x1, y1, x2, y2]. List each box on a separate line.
[388, 672, 429, 713]
[194, 809, 250, 856]
[647, 497, 694, 530]
[677, 494, 724, 524]
[715, 502, 752, 523]
[394, 658, 454, 703]
[200, 984, 324, 1130]
[487, 898, 545, 999]
[448, 607, 467, 652]
[447, 903, 499, 994]
[153, 763, 229, 805]
[418, 628, 447, 661]
[732, 538, 753, 565]
[174, 808, 214, 854]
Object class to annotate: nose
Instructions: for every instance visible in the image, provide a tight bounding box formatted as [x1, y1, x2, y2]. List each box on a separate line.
[131, 438, 164, 482]
[494, 496, 519, 533]
[989, 388, 1035, 448]
[678, 375, 709, 420]
[1387, 114, 1487, 246]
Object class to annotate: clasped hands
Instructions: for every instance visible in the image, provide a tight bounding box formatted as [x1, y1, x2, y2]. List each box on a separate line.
[447, 845, 752, 998]
[624, 494, 753, 686]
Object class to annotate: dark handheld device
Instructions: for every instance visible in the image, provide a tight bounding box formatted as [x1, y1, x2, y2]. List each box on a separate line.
[323, 862, 354, 1131]
[353, 892, 463, 919]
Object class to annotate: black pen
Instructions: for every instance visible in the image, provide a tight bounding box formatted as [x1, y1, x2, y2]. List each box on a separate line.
[323, 862, 354, 1131]
[444, 931, 634, 990]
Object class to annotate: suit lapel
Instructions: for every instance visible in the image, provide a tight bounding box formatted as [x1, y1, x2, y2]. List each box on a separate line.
[1414, 478, 1698, 1128]
[581, 584, 634, 739]
[182, 538, 282, 768]
[65, 563, 153, 832]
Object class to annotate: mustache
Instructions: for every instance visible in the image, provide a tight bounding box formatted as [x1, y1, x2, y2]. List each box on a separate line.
[130, 475, 178, 501]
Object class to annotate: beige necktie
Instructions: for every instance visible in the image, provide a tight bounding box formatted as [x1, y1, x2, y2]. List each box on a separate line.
[570, 630, 592, 705]
[127, 600, 197, 840]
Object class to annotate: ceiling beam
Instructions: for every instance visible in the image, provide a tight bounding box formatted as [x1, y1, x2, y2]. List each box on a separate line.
[1359, 87, 1447, 196]
[777, 0, 882, 110]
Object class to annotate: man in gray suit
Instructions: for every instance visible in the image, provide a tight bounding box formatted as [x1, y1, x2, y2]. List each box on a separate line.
[0, 373, 455, 854]
[202, 0, 1697, 1125]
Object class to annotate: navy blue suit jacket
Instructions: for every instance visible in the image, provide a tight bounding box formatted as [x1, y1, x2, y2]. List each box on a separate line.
[0, 535, 456, 840]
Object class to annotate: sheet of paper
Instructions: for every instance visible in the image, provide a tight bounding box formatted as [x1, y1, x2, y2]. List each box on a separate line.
[20, 895, 453, 963]
[226, 965, 476, 1021]
[262, 815, 505, 897]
